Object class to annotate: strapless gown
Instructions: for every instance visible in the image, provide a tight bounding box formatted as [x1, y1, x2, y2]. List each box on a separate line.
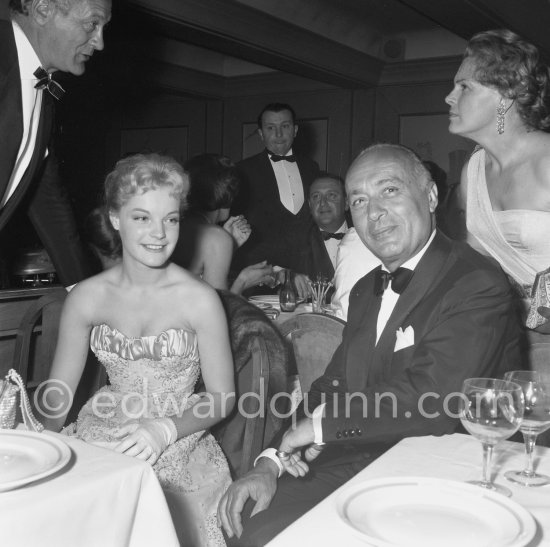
[70, 324, 231, 546]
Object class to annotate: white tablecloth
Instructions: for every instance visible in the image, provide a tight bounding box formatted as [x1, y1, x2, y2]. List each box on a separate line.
[0, 431, 179, 547]
[268, 433, 550, 546]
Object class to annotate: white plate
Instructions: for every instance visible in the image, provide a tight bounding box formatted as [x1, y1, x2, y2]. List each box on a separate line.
[336, 476, 536, 547]
[0, 430, 72, 492]
[249, 295, 280, 304]
[249, 295, 281, 310]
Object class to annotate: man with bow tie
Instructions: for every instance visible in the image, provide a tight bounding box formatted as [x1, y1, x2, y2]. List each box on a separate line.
[296, 174, 348, 281]
[218, 143, 522, 545]
[232, 103, 319, 293]
[0, 0, 111, 286]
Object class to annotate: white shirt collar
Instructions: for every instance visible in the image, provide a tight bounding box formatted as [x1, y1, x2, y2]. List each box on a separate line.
[319, 220, 348, 234]
[382, 229, 436, 272]
[12, 20, 42, 82]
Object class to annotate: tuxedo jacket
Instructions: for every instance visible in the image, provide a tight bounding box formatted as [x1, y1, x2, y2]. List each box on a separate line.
[0, 14, 92, 285]
[295, 224, 335, 280]
[305, 231, 522, 453]
[233, 150, 319, 270]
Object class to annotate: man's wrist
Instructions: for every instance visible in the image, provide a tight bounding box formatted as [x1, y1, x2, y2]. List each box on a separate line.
[254, 448, 284, 478]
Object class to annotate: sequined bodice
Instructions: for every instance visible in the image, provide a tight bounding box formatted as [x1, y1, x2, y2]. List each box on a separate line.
[90, 324, 201, 415]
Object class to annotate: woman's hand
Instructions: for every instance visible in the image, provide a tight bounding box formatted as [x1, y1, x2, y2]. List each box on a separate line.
[113, 417, 177, 465]
[231, 261, 276, 294]
[223, 215, 251, 247]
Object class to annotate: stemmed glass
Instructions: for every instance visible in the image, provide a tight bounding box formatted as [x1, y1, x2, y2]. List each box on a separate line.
[503, 370, 550, 487]
[459, 378, 524, 497]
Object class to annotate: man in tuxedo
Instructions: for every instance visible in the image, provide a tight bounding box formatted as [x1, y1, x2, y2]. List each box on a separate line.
[232, 103, 319, 293]
[218, 143, 522, 545]
[0, 0, 111, 285]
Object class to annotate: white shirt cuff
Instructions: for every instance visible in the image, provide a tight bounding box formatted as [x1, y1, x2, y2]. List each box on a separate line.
[254, 448, 284, 478]
[312, 403, 326, 445]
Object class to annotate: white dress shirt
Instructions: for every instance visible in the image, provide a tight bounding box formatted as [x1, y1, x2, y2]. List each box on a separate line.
[269, 149, 304, 214]
[331, 228, 380, 320]
[2, 21, 45, 207]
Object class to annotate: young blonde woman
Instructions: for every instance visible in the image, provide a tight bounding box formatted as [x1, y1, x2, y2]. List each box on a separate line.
[43, 153, 234, 546]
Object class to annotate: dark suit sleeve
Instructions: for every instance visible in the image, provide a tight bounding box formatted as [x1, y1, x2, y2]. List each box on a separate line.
[313, 268, 521, 445]
[27, 154, 94, 285]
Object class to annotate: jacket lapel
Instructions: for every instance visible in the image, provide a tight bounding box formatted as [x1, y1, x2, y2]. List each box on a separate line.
[0, 20, 23, 201]
[345, 267, 383, 389]
[0, 92, 52, 232]
[309, 228, 335, 279]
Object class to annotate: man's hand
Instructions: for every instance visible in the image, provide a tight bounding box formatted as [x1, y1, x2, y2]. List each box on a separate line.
[275, 270, 311, 300]
[217, 458, 278, 538]
[535, 307, 550, 334]
[223, 215, 251, 247]
[276, 418, 322, 477]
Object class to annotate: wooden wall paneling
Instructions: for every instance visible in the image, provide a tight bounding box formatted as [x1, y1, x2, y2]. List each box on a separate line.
[374, 82, 453, 144]
[205, 100, 224, 155]
[350, 88, 377, 162]
[112, 94, 209, 165]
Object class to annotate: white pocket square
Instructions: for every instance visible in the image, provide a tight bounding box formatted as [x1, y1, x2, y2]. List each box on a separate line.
[394, 325, 414, 352]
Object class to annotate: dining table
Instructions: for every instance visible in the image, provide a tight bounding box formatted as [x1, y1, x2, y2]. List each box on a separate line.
[266, 433, 550, 547]
[0, 428, 179, 547]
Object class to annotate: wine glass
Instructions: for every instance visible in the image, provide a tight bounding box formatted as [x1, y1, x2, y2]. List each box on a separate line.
[459, 378, 524, 497]
[503, 370, 550, 487]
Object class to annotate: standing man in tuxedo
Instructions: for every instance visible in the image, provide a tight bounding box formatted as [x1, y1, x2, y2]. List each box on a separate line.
[0, 0, 111, 285]
[232, 103, 320, 287]
[218, 143, 522, 545]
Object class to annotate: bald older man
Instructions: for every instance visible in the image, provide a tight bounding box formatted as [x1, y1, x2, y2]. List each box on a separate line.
[218, 143, 522, 546]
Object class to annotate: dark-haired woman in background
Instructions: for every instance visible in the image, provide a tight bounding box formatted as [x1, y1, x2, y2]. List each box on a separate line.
[446, 29, 550, 374]
[171, 153, 276, 294]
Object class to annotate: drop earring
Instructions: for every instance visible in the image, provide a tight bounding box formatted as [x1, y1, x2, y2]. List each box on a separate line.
[496, 98, 506, 135]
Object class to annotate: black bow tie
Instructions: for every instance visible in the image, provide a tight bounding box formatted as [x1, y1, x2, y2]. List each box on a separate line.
[374, 267, 414, 296]
[322, 231, 345, 241]
[270, 153, 296, 163]
[34, 67, 65, 100]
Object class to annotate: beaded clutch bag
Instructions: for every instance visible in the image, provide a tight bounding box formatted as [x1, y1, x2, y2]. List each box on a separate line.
[0, 370, 44, 432]
[526, 267, 550, 329]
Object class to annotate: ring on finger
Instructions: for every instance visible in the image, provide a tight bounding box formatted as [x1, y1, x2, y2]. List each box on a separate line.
[276, 450, 291, 460]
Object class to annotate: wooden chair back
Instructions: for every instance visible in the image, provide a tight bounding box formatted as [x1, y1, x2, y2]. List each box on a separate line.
[279, 312, 346, 396]
[12, 289, 66, 388]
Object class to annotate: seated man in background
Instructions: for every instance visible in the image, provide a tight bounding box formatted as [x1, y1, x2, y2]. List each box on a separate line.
[296, 174, 348, 281]
[218, 143, 522, 546]
[296, 173, 379, 314]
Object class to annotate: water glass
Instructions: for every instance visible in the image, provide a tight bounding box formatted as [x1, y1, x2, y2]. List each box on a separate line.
[503, 370, 550, 487]
[459, 377, 524, 496]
